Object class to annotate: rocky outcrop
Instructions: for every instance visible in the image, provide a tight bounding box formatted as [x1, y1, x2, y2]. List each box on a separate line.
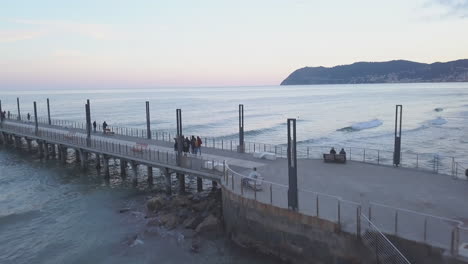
[145, 189, 223, 238]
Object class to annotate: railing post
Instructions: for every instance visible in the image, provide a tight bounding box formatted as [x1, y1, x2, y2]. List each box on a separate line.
[394, 210, 398, 235]
[349, 147, 352, 160]
[423, 217, 427, 242]
[270, 184, 273, 204]
[357, 206, 362, 239]
[377, 150, 380, 164]
[307, 146, 309, 158]
[363, 149, 366, 162]
[416, 154, 419, 168]
[337, 200, 341, 230]
[316, 195, 319, 217]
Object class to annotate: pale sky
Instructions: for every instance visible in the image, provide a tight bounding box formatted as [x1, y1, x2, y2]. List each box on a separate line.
[1, 0, 468, 89]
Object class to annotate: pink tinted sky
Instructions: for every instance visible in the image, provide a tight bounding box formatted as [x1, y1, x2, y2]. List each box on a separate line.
[1, 0, 468, 89]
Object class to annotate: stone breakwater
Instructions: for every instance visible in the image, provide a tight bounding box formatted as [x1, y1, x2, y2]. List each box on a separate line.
[144, 189, 224, 252]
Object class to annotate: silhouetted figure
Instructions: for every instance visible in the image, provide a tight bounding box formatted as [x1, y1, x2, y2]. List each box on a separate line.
[191, 136, 196, 154]
[197, 136, 203, 155]
[27, 113, 31, 121]
[93, 121, 97, 132]
[102, 121, 108, 134]
[183, 137, 190, 155]
[330, 147, 336, 155]
[339, 148, 346, 160]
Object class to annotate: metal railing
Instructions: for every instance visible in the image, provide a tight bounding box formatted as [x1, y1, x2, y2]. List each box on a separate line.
[361, 214, 411, 264]
[222, 162, 466, 260]
[0, 122, 225, 177]
[1, 114, 466, 178]
[222, 162, 411, 262]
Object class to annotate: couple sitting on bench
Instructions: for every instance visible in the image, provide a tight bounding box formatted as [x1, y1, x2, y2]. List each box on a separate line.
[323, 147, 347, 163]
[242, 167, 264, 191]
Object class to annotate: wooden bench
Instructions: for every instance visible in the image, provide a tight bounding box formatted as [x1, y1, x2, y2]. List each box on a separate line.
[323, 153, 346, 163]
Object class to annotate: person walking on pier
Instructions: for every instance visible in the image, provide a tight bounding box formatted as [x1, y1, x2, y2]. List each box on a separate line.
[93, 121, 97, 132]
[197, 136, 202, 155]
[27, 113, 31, 121]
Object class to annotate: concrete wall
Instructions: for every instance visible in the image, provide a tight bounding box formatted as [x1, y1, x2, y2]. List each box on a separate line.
[221, 186, 373, 264]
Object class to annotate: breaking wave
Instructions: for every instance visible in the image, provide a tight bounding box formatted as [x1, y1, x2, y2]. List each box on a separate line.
[337, 119, 383, 132]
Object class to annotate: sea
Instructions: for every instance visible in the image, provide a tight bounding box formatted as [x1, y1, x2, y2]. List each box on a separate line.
[0, 83, 467, 263]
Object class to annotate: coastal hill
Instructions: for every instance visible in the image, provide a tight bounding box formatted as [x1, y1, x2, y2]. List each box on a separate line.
[280, 59, 468, 85]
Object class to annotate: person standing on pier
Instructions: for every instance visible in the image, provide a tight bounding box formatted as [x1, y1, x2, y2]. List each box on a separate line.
[330, 147, 336, 155]
[102, 121, 108, 134]
[27, 113, 31, 121]
[93, 121, 97, 132]
[191, 136, 197, 154]
[197, 136, 202, 155]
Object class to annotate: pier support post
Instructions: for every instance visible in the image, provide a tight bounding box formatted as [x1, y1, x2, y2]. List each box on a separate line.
[51, 144, 56, 158]
[61, 146, 67, 164]
[120, 160, 126, 177]
[131, 162, 138, 187]
[58, 144, 62, 160]
[238, 104, 244, 153]
[103, 155, 110, 179]
[176, 109, 183, 163]
[0, 100, 3, 126]
[26, 138, 32, 152]
[178, 173, 185, 194]
[78, 149, 88, 170]
[95, 154, 101, 170]
[33, 102, 38, 135]
[164, 168, 172, 196]
[16, 97, 21, 120]
[393, 105, 403, 167]
[287, 118, 298, 211]
[38, 141, 44, 159]
[14, 136, 21, 149]
[47, 98, 51, 125]
[85, 101, 91, 147]
[197, 177, 203, 192]
[44, 143, 50, 160]
[74, 149, 80, 163]
[147, 167, 153, 186]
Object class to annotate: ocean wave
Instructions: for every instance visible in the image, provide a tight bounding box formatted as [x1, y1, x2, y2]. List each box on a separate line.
[429, 117, 447, 126]
[337, 119, 383, 132]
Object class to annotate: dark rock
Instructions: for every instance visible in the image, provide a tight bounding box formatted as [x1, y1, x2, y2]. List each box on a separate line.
[195, 214, 221, 234]
[119, 208, 131, 213]
[147, 197, 165, 212]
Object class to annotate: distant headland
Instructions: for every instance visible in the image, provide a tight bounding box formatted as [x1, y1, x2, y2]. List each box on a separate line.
[280, 59, 468, 85]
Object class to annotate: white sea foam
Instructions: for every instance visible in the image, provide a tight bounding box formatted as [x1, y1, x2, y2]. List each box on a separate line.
[429, 117, 447, 126]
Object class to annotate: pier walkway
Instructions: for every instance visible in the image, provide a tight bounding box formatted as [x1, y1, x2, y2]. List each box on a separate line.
[1, 116, 468, 260]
